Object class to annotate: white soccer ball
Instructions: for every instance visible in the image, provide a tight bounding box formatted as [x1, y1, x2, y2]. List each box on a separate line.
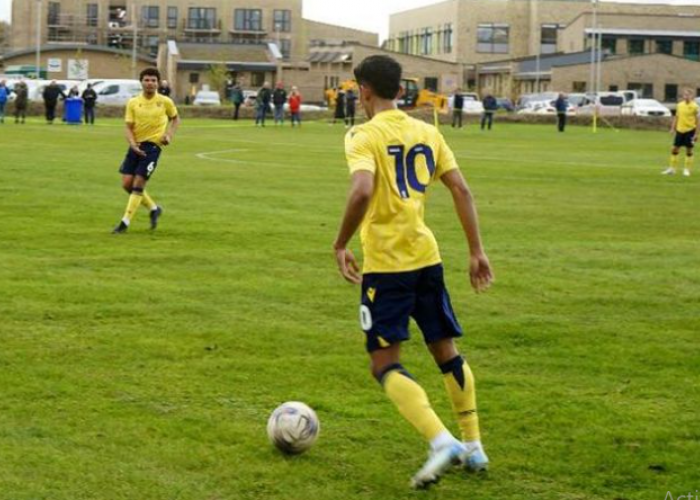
[267, 402, 320, 455]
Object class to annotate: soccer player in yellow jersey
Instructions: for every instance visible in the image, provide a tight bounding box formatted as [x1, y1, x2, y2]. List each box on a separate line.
[333, 55, 494, 489]
[663, 88, 699, 177]
[112, 68, 180, 234]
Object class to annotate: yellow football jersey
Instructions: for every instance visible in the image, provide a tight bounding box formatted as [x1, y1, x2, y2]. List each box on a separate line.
[125, 93, 178, 145]
[676, 100, 699, 133]
[345, 109, 459, 273]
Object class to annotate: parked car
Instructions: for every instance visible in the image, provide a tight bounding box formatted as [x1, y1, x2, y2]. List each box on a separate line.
[519, 99, 576, 115]
[193, 90, 222, 106]
[495, 97, 515, 112]
[92, 79, 142, 105]
[516, 92, 558, 112]
[577, 92, 625, 116]
[567, 93, 587, 108]
[621, 99, 672, 117]
[449, 93, 485, 114]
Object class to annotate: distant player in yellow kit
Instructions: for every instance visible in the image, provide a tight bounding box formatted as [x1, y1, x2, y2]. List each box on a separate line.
[113, 68, 180, 234]
[332, 55, 493, 489]
[663, 88, 699, 177]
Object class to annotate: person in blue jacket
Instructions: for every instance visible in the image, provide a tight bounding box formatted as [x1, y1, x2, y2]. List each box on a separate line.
[555, 93, 569, 132]
[0, 80, 10, 124]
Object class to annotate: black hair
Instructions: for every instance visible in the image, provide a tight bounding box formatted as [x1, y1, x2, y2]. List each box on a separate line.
[353, 55, 402, 100]
[139, 67, 161, 82]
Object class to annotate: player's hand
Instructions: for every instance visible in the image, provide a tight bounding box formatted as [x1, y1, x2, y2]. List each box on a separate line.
[469, 252, 493, 294]
[161, 134, 172, 146]
[130, 143, 146, 157]
[334, 246, 362, 285]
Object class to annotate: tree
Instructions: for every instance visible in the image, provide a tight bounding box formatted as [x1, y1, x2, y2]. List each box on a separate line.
[207, 63, 229, 93]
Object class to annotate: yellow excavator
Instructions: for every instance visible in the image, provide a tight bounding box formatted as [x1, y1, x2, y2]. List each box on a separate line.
[325, 78, 448, 114]
[399, 78, 450, 113]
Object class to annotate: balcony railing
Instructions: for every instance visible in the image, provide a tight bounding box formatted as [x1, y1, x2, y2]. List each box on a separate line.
[184, 19, 222, 32]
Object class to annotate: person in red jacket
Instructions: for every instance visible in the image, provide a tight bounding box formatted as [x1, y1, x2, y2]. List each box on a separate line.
[289, 86, 302, 127]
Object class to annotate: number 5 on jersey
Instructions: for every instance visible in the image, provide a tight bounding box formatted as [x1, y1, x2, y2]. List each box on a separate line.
[387, 144, 436, 199]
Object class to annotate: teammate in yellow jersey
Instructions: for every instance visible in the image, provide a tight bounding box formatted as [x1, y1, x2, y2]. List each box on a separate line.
[112, 68, 180, 234]
[662, 88, 699, 178]
[332, 55, 494, 489]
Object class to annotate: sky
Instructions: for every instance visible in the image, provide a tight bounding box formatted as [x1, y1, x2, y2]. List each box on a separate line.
[2, 0, 700, 40]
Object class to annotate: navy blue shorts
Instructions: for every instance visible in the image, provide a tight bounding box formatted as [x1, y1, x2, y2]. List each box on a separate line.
[119, 142, 162, 180]
[360, 264, 463, 353]
[674, 130, 696, 149]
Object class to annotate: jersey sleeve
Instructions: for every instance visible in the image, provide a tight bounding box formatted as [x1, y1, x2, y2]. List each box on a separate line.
[345, 129, 376, 175]
[434, 131, 459, 178]
[165, 98, 178, 118]
[125, 99, 135, 123]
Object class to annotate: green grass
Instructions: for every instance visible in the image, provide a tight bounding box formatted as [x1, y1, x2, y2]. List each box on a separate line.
[0, 117, 698, 500]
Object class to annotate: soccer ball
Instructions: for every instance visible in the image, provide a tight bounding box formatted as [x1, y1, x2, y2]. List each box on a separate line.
[267, 402, 320, 455]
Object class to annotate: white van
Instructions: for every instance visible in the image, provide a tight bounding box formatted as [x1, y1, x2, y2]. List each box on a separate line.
[578, 92, 625, 116]
[92, 79, 143, 106]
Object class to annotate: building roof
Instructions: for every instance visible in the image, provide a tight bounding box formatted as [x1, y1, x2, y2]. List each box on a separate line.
[176, 42, 274, 64]
[172, 42, 277, 72]
[518, 51, 604, 73]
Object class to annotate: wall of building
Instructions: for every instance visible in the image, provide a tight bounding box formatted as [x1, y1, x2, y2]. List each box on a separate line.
[0, 48, 153, 80]
[551, 53, 700, 102]
[560, 12, 700, 55]
[388, 0, 700, 66]
[302, 20, 378, 48]
[387, 0, 459, 62]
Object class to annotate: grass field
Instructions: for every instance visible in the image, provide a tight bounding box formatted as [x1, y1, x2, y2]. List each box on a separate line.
[0, 117, 698, 500]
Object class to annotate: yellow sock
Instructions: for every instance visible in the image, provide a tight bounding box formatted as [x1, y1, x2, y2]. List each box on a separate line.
[440, 356, 481, 442]
[685, 155, 694, 171]
[141, 191, 157, 211]
[670, 155, 679, 169]
[122, 192, 143, 224]
[382, 367, 448, 442]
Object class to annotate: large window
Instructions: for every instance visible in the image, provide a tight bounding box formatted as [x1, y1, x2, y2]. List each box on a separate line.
[86, 4, 98, 27]
[167, 7, 178, 29]
[251, 72, 265, 87]
[665, 84, 678, 102]
[443, 24, 453, 54]
[684, 41, 700, 61]
[628, 38, 645, 55]
[273, 10, 291, 33]
[47, 2, 60, 25]
[420, 28, 433, 55]
[601, 36, 617, 55]
[628, 82, 653, 99]
[188, 8, 216, 30]
[540, 24, 559, 54]
[656, 39, 673, 55]
[477, 24, 509, 54]
[279, 39, 291, 59]
[235, 9, 263, 31]
[145, 35, 160, 56]
[142, 6, 160, 28]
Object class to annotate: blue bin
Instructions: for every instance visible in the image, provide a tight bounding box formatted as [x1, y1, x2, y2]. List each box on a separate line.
[64, 98, 83, 125]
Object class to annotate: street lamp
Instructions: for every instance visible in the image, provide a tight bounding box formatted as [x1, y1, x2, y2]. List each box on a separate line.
[35, 0, 42, 79]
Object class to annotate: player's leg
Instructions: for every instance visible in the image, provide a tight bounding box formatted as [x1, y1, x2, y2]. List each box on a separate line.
[413, 264, 488, 472]
[684, 144, 694, 177]
[363, 272, 464, 488]
[664, 143, 681, 175]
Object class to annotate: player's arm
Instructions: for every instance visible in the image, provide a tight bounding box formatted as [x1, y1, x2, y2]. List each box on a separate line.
[670, 114, 677, 134]
[441, 169, 493, 293]
[125, 122, 146, 157]
[333, 171, 374, 284]
[162, 114, 180, 146]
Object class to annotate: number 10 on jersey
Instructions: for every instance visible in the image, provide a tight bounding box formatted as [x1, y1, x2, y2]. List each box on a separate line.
[387, 144, 436, 199]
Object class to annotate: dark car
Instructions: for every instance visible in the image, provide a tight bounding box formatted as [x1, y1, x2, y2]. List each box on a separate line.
[495, 97, 515, 112]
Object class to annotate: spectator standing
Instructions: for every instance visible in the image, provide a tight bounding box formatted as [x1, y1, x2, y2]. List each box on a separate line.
[555, 93, 569, 132]
[452, 89, 465, 128]
[158, 80, 172, 97]
[289, 86, 302, 127]
[0, 80, 9, 124]
[334, 88, 346, 125]
[272, 82, 287, 125]
[82, 83, 98, 125]
[481, 94, 498, 131]
[231, 84, 244, 120]
[256, 82, 272, 127]
[68, 85, 80, 98]
[43, 81, 66, 124]
[13, 79, 28, 124]
[225, 78, 235, 102]
[345, 88, 358, 127]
